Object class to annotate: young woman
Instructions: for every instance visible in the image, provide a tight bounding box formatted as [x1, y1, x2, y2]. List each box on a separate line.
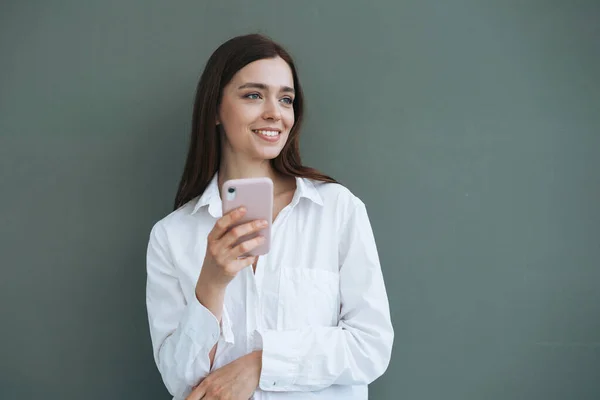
[146, 33, 394, 400]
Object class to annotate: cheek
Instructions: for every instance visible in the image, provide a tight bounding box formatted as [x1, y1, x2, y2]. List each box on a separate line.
[220, 105, 250, 138]
[284, 110, 295, 129]
[221, 107, 241, 128]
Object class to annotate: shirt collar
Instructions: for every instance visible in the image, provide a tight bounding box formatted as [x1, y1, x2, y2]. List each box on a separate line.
[191, 172, 221, 217]
[294, 174, 324, 207]
[191, 172, 324, 218]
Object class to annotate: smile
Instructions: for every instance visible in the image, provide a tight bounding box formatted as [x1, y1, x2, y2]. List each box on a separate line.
[252, 129, 281, 143]
[253, 129, 280, 137]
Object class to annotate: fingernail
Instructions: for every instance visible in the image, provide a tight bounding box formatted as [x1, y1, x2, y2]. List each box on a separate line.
[239, 207, 246, 213]
[259, 220, 268, 227]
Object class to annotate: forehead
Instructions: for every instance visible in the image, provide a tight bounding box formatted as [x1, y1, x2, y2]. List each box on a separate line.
[230, 57, 294, 88]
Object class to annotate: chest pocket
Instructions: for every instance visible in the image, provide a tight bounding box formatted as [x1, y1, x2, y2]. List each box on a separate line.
[277, 267, 340, 330]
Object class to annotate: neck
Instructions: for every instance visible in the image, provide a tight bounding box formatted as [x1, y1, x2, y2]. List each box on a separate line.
[218, 158, 277, 182]
[218, 155, 292, 196]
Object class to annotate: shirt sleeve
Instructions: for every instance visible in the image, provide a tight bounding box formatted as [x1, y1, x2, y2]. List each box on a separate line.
[256, 201, 394, 392]
[145, 221, 235, 399]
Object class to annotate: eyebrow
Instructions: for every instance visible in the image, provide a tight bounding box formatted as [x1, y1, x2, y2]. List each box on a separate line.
[238, 82, 295, 94]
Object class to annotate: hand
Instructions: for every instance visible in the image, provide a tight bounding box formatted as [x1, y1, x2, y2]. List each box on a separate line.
[185, 351, 263, 400]
[197, 207, 267, 291]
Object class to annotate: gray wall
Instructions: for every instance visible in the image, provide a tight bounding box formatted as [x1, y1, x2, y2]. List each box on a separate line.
[1, 1, 599, 399]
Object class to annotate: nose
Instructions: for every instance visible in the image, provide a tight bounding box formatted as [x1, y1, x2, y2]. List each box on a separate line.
[262, 97, 281, 121]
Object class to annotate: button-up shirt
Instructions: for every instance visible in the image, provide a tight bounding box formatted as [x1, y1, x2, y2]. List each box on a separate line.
[146, 173, 394, 399]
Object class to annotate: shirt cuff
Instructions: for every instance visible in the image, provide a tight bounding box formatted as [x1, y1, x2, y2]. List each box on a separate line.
[220, 304, 235, 344]
[180, 298, 221, 350]
[256, 329, 300, 391]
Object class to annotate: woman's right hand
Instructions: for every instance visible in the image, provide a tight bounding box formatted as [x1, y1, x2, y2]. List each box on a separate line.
[196, 206, 267, 292]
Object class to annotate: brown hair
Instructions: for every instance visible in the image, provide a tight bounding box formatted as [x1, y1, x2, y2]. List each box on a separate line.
[173, 33, 336, 210]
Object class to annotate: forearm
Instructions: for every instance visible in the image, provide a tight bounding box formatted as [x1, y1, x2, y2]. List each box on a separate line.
[151, 299, 223, 398]
[195, 282, 227, 367]
[195, 280, 226, 322]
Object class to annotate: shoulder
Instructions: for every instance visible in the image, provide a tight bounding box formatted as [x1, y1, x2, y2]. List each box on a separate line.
[148, 197, 200, 243]
[307, 180, 368, 231]
[307, 180, 375, 245]
[310, 179, 365, 211]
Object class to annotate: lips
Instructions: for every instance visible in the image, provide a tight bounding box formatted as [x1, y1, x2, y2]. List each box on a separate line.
[252, 129, 281, 142]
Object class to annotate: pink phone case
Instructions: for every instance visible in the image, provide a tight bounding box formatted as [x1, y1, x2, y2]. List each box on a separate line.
[221, 177, 273, 256]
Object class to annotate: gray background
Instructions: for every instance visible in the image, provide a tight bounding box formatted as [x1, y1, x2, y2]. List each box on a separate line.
[1, 1, 599, 399]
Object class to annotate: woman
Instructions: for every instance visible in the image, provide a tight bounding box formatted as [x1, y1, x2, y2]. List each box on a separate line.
[146, 33, 394, 400]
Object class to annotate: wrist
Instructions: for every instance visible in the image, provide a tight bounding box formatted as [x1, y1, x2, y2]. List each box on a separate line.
[195, 282, 226, 321]
[249, 350, 263, 374]
[195, 278, 226, 300]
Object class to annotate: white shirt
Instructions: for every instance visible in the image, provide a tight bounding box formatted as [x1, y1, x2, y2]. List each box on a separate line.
[146, 173, 394, 399]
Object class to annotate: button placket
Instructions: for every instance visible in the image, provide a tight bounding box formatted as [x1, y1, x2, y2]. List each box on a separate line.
[245, 267, 258, 354]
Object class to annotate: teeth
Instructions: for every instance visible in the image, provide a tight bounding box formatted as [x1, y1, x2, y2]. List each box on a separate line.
[254, 130, 279, 137]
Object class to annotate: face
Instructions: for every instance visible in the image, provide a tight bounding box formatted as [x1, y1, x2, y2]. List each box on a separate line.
[217, 57, 296, 162]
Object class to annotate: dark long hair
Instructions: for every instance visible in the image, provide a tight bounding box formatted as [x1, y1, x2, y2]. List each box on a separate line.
[173, 33, 337, 210]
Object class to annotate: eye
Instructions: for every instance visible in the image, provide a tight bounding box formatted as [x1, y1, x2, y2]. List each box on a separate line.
[244, 92, 261, 100]
[280, 97, 294, 105]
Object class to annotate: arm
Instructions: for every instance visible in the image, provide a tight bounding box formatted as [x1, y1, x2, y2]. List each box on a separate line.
[257, 201, 394, 391]
[195, 283, 227, 367]
[146, 222, 234, 399]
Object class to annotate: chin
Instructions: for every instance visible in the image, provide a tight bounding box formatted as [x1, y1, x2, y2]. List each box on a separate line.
[253, 143, 286, 160]
[260, 151, 283, 160]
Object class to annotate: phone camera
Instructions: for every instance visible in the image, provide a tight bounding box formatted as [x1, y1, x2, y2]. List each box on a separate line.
[228, 187, 236, 194]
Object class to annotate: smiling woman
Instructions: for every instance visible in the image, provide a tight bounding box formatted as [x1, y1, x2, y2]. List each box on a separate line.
[240, 82, 294, 142]
[172, 34, 336, 211]
[145, 33, 394, 400]
[217, 57, 296, 161]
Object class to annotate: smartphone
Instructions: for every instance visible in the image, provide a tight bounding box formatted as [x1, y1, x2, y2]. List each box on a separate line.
[221, 177, 273, 256]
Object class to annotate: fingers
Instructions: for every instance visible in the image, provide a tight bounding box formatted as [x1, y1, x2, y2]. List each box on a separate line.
[185, 384, 205, 400]
[204, 207, 265, 277]
[232, 255, 258, 270]
[221, 218, 268, 249]
[208, 206, 246, 241]
[230, 235, 266, 259]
